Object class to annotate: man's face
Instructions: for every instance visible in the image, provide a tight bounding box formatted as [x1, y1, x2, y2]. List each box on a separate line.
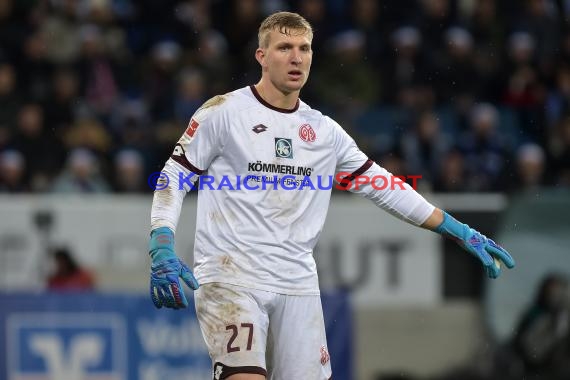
[257, 29, 313, 94]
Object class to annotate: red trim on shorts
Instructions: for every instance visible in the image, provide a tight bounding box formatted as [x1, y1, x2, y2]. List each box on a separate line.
[213, 362, 267, 379]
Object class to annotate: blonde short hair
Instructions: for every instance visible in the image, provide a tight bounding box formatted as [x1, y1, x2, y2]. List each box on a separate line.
[258, 12, 313, 48]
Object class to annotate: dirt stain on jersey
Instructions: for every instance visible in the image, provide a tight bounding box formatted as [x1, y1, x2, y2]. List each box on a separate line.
[153, 185, 173, 207]
[227, 208, 238, 222]
[219, 254, 238, 275]
[199, 95, 227, 110]
[209, 211, 226, 225]
[221, 255, 232, 266]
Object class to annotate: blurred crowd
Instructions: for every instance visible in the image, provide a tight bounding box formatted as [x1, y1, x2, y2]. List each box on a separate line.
[1, 0, 570, 193]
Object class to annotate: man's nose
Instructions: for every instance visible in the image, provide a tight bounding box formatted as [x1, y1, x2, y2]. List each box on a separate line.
[291, 50, 302, 64]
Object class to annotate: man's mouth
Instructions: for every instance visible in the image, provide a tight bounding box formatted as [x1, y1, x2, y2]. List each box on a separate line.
[288, 70, 302, 79]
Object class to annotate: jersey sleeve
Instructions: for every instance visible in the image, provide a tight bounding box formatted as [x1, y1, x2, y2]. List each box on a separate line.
[170, 95, 229, 174]
[330, 116, 373, 176]
[330, 117, 435, 226]
[150, 95, 229, 232]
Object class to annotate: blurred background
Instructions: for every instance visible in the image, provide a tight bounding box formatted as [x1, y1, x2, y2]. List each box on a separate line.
[1, 0, 570, 379]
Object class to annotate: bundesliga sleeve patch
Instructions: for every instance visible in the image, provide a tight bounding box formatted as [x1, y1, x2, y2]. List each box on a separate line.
[185, 119, 200, 137]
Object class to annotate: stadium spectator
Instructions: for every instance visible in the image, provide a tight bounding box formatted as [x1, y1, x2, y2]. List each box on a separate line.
[12, 103, 65, 190]
[109, 98, 153, 160]
[511, 143, 547, 192]
[458, 103, 511, 191]
[40, 0, 82, 65]
[63, 117, 112, 154]
[516, 0, 561, 73]
[0, 62, 20, 145]
[174, 68, 207, 124]
[76, 24, 121, 118]
[512, 273, 570, 379]
[401, 111, 450, 185]
[312, 29, 380, 119]
[349, 0, 387, 64]
[466, 0, 506, 90]
[0, 0, 25, 60]
[18, 29, 53, 102]
[433, 148, 469, 193]
[112, 148, 147, 193]
[44, 68, 81, 132]
[417, 0, 456, 59]
[434, 27, 479, 110]
[144, 40, 182, 122]
[47, 247, 95, 291]
[193, 29, 231, 96]
[51, 147, 110, 193]
[297, 0, 331, 53]
[0, 149, 27, 193]
[469, 36, 508, 107]
[383, 26, 436, 113]
[222, 0, 262, 74]
[501, 31, 547, 143]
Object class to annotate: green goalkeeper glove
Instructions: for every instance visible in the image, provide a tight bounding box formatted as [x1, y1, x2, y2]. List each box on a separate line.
[435, 212, 515, 279]
[148, 227, 199, 308]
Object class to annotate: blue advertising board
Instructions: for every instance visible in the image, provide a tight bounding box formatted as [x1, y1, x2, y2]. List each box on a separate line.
[0, 292, 352, 380]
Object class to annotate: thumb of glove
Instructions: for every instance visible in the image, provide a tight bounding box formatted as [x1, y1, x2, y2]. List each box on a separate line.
[179, 259, 200, 290]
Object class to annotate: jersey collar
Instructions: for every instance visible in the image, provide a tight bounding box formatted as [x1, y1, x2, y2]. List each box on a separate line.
[249, 85, 299, 114]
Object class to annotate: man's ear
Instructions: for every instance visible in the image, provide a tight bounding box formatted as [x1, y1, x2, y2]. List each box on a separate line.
[255, 48, 265, 67]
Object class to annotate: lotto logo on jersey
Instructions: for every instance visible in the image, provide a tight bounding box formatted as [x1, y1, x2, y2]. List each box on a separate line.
[185, 119, 200, 137]
[275, 138, 293, 159]
[6, 313, 126, 380]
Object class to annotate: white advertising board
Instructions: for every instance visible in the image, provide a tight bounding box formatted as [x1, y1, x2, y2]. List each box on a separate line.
[0, 195, 441, 306]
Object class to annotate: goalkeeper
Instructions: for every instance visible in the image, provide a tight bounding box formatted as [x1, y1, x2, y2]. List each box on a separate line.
[148, 11, 515, 380]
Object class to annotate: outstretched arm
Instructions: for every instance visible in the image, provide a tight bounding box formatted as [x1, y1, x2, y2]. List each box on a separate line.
[331, 117, 516, 279]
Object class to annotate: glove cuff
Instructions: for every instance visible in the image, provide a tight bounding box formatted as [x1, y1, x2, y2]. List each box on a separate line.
[434, 211, 468, 240]
[149, 227, 175, 259]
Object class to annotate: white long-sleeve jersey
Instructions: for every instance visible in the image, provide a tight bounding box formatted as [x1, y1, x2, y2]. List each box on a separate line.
[151, 86, 435, 295]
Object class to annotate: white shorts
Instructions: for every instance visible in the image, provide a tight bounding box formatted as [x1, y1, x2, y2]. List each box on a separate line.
[194, 282, 332, 380]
